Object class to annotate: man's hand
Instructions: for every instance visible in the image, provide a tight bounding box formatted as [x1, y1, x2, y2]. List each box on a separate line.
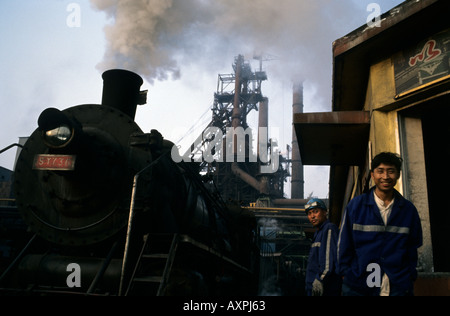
[312, 279, 324, 296]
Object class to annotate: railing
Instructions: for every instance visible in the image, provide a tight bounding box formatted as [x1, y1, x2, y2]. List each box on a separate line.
[119, 150, 171, 296]
[0, 143, 22, 206]
[0, 143, 23, 157]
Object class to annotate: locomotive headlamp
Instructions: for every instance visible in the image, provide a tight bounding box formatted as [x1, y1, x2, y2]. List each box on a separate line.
[38, 108, 75, 148]
[43, 125, 73, 148]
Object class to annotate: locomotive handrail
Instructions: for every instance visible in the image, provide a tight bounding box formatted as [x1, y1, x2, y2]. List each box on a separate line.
[119, 150, 171, 296]
[87, 241, 119, 294]
[0, 233, 37, 285]
[0, 143, 23, 174]
[0, 143, 23, 156]
[0, 143, 22, 206]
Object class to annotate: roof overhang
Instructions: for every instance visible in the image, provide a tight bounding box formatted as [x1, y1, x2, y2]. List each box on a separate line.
[333, 0, 449, 111]
[294, 111, 370, 166]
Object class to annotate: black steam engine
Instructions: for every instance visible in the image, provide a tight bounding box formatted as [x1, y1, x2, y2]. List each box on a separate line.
[0, 70, 258, 295]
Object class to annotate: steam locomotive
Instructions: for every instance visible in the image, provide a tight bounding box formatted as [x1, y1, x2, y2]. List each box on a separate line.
[0, 70, 258, 296]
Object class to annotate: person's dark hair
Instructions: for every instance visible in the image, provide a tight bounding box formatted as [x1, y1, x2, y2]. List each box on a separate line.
[371, 152, 403, 172]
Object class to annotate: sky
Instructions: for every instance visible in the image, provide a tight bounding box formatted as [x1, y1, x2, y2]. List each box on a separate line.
[0, 0, 405, 199]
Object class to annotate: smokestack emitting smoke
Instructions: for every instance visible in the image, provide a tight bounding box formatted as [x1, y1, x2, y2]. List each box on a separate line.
[90, 0, 352, 100]
[101, 69, 145, 119]
[291, 83, 304, 199]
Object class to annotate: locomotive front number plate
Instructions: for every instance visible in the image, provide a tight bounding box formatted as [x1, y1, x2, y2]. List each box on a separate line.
[33, 154, 76, 171]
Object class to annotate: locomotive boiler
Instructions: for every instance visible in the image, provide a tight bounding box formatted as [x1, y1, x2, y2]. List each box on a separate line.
[0, 69, 258, 296]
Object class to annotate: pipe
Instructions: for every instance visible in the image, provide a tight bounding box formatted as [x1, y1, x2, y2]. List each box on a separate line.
[242, 206, 305, 212]
[231, 162, 263, 193]
[258, 97, 269, 160]
[231, 56, 244, 130]
[17, 254, 122, 291]
[257, 97, 270, 194]
[272, 198, 308, 206]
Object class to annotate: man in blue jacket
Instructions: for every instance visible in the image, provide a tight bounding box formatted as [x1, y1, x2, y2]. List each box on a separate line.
[337, 152, 423, 296]
[305, 198, 341, 296]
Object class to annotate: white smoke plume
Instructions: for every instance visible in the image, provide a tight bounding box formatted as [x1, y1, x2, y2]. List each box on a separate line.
[90, 0, 355, 91]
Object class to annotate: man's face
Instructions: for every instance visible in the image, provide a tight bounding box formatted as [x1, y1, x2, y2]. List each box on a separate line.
[371, 163, 400, 194]
[307, 208, 327, 228]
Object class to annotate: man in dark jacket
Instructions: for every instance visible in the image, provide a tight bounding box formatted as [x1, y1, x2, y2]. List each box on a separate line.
[337, 152, 423, 296]
[305, 198, 341, 296]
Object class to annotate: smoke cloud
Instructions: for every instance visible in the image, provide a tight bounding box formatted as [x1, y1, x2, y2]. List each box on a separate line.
[90, 0, 355, 91]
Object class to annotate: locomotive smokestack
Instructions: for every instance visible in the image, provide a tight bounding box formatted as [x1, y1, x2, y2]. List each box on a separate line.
[101, 69, 147, 119]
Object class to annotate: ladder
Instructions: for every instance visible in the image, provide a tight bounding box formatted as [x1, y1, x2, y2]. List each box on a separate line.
[124, 234, 179, 296]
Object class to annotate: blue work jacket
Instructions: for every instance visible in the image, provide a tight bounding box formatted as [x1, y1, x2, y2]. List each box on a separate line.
[306, 219, 341, 295]
[337, 188, 423, 293]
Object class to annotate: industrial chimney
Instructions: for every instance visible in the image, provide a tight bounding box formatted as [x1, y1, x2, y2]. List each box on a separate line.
[291, 83, 304, 199]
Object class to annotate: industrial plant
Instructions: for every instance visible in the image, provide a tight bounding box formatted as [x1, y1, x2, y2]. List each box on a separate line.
[1, 0, 450, 296]
[0, 54, 313, 296]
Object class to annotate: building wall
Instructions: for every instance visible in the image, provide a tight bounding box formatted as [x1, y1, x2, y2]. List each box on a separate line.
[328, 0, 450, 293]
[364, 58, 403, 191]
[360, 56, 434, 273]
[365, 59, 396, 111]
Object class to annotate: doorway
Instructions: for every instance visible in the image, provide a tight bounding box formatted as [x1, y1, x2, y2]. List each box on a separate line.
[421, 99, 450, 272]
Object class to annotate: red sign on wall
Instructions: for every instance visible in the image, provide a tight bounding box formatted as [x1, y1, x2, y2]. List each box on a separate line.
[394, 28, 450, 96]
